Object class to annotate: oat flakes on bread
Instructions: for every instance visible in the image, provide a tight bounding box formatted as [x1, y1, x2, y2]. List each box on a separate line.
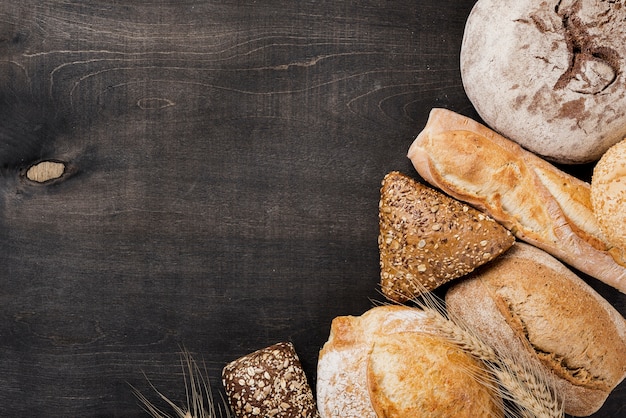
[222, 342, 320, 418]
[408, 108, 626, 293]
[591, 137, 626, 266]
[378, 171, 514, 303]
[316, 305, 504, 418]
[461, 0, 626, 164]
[446, 242, 626, 416]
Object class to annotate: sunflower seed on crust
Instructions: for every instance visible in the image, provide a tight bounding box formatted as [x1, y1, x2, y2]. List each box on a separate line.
[378, 171, 514, 302]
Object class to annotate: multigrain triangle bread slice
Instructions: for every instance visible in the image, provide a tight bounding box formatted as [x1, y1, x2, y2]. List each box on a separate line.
[408, 108, 626, 294]
[378, 171, 514, 303]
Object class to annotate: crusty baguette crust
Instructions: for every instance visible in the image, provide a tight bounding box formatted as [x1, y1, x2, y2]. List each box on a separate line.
[408, 108, 626, 293]
[446, 242, 626, 416]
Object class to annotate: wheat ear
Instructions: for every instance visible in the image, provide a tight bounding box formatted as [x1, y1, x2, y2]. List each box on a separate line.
[131, 349, 232, 418]
[413, 292, 563, 418]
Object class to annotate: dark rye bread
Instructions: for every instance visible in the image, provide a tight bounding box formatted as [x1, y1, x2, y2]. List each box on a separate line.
[222, 342, 320, 418]
[378, 171, 514, 303]
[446, 242, 626, 416]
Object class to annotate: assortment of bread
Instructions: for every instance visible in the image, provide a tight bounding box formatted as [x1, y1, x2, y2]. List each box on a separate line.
[221, 2, 626, 417]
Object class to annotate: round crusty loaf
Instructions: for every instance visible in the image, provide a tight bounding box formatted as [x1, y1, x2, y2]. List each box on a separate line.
[316, 305, 503, 418]
[461, 0, 626, 164]
[446, 242, 626, 416]
[591, 138, 626, 266]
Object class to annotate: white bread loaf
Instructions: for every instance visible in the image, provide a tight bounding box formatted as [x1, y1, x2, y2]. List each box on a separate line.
[446, 242, 626, 416]
[316, 305, 504, 418]
[461, 0, 626, 164]
[407, 108, 626, 293]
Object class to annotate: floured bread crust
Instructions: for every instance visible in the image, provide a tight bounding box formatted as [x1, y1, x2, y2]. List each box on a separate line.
[446, 242, 626, 416]
[408, 107, 626, 293]
[461, 0, 626, 164]
[316, 305, 503, 418]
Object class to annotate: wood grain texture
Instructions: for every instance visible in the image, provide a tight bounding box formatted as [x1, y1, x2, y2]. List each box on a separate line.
[0, 1, 623, 417]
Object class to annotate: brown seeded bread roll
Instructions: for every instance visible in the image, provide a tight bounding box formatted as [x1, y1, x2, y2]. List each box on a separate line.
[446, 242, 626, 416]
[378, 171, 514, 303]
[222, 342, 320, 418]
[408, 107, 626, 293]
[316, 305, 504, 418]
[591, 138, 626, 266]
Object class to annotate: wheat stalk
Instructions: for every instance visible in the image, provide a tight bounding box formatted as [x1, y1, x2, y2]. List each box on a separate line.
[131, 349, 232, 418]
[413, 293, 564, 418]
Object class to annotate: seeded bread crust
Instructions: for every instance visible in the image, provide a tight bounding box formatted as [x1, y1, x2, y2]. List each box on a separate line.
[222, 342, 320, 418]
[378, 171, 514, 303]
[591, 138, 626, 266]
[446, 242, 626, 416]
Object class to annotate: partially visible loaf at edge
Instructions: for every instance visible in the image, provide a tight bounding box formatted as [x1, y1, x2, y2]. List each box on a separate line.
[591, 138, 626, 266]
[408, 107, 626, 294]
[446, 242, 626, 416]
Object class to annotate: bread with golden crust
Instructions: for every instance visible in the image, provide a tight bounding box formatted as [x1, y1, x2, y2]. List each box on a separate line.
[378, 171, 514, 303]
[446, 242, 626, 416]
[591, 138, 626, 266]
[407, 107, 626, 293]
[316, 305, 503, 418]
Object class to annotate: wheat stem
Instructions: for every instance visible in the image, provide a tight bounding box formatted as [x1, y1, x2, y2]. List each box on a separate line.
[419, 302, 563, 418]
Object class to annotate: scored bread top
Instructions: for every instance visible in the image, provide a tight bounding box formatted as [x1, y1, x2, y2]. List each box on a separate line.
[378, 171, 514, 303]
[446, 242, 626, 416]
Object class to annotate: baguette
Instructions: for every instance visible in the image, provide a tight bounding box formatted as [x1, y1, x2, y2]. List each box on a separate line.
[446, 242, 626, 416]
[407, 108, 626, 293]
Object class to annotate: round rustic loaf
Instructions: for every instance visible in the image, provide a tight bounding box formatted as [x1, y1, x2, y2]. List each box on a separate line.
[446, 242, 626, 416]
[591, 138, 626, 266]
[461, 0, 626, 164]
[316, 305, 503, 418]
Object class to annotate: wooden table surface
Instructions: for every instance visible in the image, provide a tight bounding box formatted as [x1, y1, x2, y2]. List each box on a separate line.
[1, 1, 624, 416]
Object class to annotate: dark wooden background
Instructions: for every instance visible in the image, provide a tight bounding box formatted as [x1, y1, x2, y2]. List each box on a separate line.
[0, 1, 624, 417]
